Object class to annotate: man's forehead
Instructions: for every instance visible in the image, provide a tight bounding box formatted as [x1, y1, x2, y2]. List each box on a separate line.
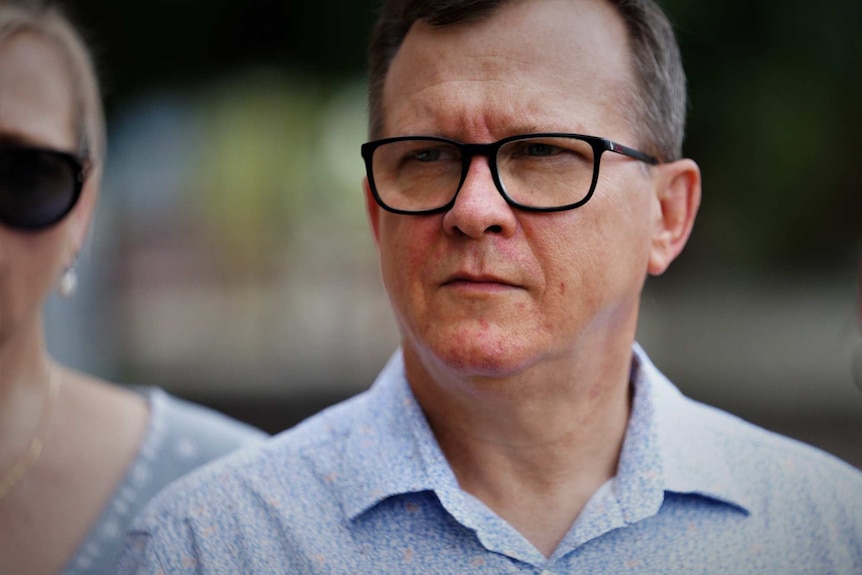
[381, 0, 636, 140]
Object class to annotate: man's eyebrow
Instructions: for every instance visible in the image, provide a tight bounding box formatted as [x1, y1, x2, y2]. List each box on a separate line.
[504, 123, 587, 136]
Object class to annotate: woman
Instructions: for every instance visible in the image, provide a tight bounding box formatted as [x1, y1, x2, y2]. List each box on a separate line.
[0, 2, 266, 573]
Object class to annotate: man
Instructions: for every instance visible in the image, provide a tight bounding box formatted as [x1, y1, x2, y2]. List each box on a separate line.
[118, 0, 862, 573]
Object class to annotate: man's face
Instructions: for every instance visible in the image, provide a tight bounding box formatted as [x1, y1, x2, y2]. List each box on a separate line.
[367, 0, 669, 379]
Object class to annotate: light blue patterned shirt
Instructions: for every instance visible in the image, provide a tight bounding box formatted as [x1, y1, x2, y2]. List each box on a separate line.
[117, 346, 862, 574]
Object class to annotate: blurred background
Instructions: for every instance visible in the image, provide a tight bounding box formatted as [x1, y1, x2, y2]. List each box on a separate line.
[46, 0, 861, 466]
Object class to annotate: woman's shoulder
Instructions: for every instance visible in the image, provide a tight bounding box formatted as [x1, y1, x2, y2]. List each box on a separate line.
[57, 380, 266, 575]
[139, 386, 267, 463]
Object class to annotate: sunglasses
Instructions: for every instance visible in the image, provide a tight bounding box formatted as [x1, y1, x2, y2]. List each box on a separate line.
[0, 145, 88, 231]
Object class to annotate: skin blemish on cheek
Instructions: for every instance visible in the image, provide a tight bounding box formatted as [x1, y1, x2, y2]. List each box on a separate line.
[559, 282, 566, 295]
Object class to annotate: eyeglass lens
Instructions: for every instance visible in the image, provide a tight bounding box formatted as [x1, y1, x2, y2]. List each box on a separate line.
[370, 136, 597, 212]
[0, 147, 81, 230]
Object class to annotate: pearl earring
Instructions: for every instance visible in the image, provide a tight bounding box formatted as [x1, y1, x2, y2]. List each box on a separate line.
[58, 265, 78, 298]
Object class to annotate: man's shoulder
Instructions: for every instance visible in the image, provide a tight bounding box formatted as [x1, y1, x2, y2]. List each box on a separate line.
[129, 389, 373, 529]
[682, 393, 858, 473]
[642, 354, 859, 481]
[665, 388, 862, 516]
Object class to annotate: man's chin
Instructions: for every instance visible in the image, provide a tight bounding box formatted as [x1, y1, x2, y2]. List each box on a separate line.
[416, 335, 539, 381]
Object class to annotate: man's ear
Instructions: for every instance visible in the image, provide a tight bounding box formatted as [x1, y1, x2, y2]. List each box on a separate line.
[648, 158, 701, 276]
[364, 176, 381, 248]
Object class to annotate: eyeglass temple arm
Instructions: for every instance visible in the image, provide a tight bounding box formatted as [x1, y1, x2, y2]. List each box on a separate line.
[604, 139, 660, 165]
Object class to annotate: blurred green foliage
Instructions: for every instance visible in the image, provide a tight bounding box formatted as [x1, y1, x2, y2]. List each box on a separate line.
[67, 0, 861, 276]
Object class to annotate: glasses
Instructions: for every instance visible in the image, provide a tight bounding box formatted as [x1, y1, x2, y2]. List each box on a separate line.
[361, 133, 659, 215]
[0, 145, 88, 231]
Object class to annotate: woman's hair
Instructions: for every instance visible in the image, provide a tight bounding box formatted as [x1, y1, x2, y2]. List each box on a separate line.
[0, 0, 105, 167]
[367, 0, 687, 162]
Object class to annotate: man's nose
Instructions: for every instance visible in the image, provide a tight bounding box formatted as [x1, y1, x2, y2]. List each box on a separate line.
[442, 156, 518, 239]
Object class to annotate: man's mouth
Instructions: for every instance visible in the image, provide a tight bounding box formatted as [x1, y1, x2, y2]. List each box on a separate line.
[442, 273, 522, 291]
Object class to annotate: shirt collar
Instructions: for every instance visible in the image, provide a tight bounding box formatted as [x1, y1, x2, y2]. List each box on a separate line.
[633, 343, 753, 514]
[336, 350, 453, 520]
[336, 345, 752, 522]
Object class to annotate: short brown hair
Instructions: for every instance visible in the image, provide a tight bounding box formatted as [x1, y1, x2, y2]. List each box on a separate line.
[367, 0, 686, 161]
[0, 0, 106, 166]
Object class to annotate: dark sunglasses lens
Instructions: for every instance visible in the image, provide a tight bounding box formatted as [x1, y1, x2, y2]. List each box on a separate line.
[0, 149, 80, 230]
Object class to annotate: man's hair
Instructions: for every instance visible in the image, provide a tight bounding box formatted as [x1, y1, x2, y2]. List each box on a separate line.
[0, 0, 106, 167]
[368, 0, 687, 161]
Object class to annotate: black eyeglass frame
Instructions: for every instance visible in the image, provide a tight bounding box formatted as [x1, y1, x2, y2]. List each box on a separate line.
[361, 132, 660, 215]
[0, 145, 89, 231]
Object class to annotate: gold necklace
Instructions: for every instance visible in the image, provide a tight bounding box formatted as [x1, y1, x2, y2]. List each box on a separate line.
[0, 370, 60, 501]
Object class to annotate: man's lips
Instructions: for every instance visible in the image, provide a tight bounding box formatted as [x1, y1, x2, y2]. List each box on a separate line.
[441, 273, 522, 290]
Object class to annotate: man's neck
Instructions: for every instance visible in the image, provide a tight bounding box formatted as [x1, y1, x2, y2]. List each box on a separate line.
[404, 340, 634, 558]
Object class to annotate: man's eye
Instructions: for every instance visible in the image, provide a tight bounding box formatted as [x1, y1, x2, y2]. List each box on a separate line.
[414, 149, 442, 162]
[508, 141, 565, 159]
[526, 143, 558, 157]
